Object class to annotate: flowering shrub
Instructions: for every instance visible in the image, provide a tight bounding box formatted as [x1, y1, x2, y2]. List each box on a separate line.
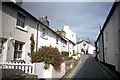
[31, 46, 64, 69]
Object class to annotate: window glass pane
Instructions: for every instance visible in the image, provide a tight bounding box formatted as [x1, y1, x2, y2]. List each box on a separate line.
[15, 43, 18, 50]
[14, 41, 23, 59]
[56, 36, 58, 44]
[14, 51, 21, 59]
[16, 12, 25, 28]
[0, 49, 2, 54]
[42, 28, 46, 37]
[17, 19, 20, 26]
[18, 52, 21, 58]
[0, 41, 3, 54]
[19, 44, 22, 50]
[14, 51, 17, 58]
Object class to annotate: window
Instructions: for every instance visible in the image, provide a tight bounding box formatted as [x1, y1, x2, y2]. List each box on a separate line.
[56, 36, 58, 44]
[106, 32, 108, 41]
[83, 42, 86, 47]
[42, 28, 46, 37]
[72, 34, 74, 37]
[0, 41, 3, 54]
[62, 40, 67, 47]
[14, 41, 24, 59]
[41, 27, 48, 39]
[16, 12, 25, 28]
[0, 38, 6, 54]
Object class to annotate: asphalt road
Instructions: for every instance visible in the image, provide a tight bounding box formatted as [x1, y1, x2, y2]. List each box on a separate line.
[72, 54, 112, 80]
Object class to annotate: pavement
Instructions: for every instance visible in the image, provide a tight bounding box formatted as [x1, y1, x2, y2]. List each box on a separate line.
[61, 54, 120, 80]
[60, 60, 79, 79]
[97, 61, 120, 80]
[61, 54, 88, 79]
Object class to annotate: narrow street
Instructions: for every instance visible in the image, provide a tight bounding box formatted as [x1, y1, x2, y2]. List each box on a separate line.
[71, 54, 113, 80]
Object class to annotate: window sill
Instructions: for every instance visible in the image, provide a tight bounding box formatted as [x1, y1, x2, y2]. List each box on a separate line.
[15, 25, 28, 32]
[41, 36, 48, 40]
[14, 58, 22, 60]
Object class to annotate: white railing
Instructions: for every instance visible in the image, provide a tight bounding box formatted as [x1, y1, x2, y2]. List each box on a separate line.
[0, 62, 34, 74]
[0, 62, 66, 78]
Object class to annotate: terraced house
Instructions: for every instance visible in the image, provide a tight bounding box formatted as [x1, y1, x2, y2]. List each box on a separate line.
[0, 1, 68, 63]
[95, 2, 120, 73]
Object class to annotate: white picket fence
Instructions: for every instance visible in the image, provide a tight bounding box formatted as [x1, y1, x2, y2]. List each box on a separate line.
[0, 62, 34, 74]
[0, 62, 66, 79]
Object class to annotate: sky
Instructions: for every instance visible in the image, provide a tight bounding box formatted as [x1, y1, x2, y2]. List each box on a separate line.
[21, 1, 113, 44]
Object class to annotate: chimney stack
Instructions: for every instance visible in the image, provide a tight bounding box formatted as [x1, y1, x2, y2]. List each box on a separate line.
[39, 16, 49, 27]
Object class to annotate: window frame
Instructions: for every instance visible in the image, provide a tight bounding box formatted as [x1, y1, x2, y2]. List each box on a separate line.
[16, 12, 27, 32]
[41, 27, 48, 40]
[56, 36, 59, 44]
[0, 38, 6, 54]
[14, 41, 24, 60]
[0, 41, 3, 54]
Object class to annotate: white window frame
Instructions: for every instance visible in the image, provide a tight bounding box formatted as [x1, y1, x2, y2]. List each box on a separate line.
[16, 12, 27, 32]
[0, 41, 3, 54]
[0, 38, 6, 54]
[14, 41, 24, 60]
[56, 36, 59, 44]
[62, 40, 67, 47]
[41, 27, 48, 40]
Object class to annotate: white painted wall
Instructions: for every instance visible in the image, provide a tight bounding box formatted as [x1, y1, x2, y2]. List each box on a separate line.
[88, 44, 95, 55]
[63, 25, 77, 54]
[37, 25, 62, 52]
[77, 41, 89, 54]
[2, 3, 38, 62]
[103, 5, 118, 66]
[97, 3, 120, 72]
[97, 35, 104, 62]
[63, 25, 76, 44]
[0, 1, 2, 38]
[34, 63, 65, 79]
[68, 42, 74, 57]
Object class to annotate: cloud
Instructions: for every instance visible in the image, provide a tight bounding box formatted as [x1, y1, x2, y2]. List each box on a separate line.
[22, 2, 113, 42]
[22, 0, 115, 2]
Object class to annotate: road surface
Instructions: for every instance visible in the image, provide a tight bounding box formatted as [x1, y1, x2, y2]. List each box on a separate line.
[72, 54, 112, 80]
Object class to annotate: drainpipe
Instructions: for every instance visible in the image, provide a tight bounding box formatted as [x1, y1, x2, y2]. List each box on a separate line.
[102, 31, 105, 63]
[100, 26, 105, 63]
[36, 23, 39, 51]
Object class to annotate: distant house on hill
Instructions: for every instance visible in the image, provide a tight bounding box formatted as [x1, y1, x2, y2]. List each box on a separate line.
[77, 40, 95, 56]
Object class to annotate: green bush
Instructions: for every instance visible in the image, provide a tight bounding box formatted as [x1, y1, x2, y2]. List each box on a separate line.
[31, 46, 64, 69]
[30, 34, 35, 54]
[62, 51, 69, 56]
[62, 51, 70, 61]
